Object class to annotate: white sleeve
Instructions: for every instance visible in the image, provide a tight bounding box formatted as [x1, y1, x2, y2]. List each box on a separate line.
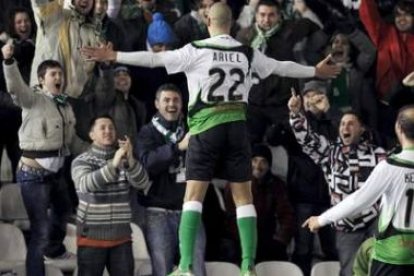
[116, 51, 166, 68]
[161, 44, 194, 74]
[252, 49, 315, 79]
[318, 161, 391, 227]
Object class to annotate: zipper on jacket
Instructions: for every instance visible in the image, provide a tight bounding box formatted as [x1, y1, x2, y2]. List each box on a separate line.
[55, 103, 66, 156]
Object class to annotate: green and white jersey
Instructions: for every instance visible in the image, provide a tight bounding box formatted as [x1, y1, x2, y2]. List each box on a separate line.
[161, 35, 313, 134]
[319, 150, 414, 265]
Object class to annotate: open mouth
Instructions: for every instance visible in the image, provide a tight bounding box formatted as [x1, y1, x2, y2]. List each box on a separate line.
[332, 50, 344, 60]
[343, 133, 351, 139]
[55, 83, 61, 90]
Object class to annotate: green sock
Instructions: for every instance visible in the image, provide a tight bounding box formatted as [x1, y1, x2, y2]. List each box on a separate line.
[178, 208, 201, 271]
[237, 206, 257, 271]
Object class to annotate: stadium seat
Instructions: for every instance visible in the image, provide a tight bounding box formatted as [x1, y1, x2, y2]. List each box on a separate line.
[311, 261, 340, 276]
[10, 263, 64, 276]
[0, 223, 27, 272]
[205, 262, 240, 276]
[0, 183, 30, 230]
[130, 222, 152, 276]
[256, 261, 304, 276]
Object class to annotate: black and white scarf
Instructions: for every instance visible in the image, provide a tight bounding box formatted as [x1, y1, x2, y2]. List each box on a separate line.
[151, 113, 185, 144]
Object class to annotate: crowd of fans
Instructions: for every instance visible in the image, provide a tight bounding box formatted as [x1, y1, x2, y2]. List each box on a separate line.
[0, 0, 414, 276]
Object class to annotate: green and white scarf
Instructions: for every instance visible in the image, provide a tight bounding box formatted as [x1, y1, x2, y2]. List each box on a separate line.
[151, 113, 185, 144]
[251, 22, 282, 52]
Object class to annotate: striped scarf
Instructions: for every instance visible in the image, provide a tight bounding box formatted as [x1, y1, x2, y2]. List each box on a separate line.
[151, 113, 185, 143]
[251, 22, 282, 52]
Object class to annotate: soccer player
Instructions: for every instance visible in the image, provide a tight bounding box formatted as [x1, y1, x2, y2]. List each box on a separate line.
[303, 106, 414, 276]
[81, 3, 340, 275]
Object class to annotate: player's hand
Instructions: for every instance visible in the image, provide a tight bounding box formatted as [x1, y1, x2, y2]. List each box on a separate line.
[315, 55, 342, 79]
[178, 133, 191, 151]
[81, 42, 116, 62]
[288, 88, 302, 115]
[302, 216, 321, 233]
[403, 71, 414, 87]
[1, 41, 14, 60]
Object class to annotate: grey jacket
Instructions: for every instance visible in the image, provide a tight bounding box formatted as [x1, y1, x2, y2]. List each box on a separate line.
[3, 60, 76, 154]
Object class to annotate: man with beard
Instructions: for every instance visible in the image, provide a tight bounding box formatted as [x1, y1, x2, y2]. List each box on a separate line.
[135, 84, 206, 276]
[288, 92, 387, 276]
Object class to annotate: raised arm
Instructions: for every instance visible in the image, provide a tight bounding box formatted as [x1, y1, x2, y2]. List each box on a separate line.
[31, 0, 63, 27]
[359, 0, 387, 47]
[2, 43, 35, 108]
[94, 65, 117, 111]
[288, 92, 331, 167]
[348, 29, 376, 73]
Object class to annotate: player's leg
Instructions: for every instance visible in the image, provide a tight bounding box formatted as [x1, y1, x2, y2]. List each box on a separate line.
[230, 181, 257, 273]
[225, 121, 257, 274]
[173, 127, 223, 275]
[177, 180, 209, 273]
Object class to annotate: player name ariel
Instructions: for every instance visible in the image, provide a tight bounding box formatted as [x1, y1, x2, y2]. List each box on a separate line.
[213, 51, 243, 63]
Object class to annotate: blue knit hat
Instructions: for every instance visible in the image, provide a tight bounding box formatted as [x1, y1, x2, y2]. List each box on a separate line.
[147, 13, 177, 47]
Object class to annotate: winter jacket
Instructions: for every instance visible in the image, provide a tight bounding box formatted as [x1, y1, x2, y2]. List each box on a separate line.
[3, 60, 75, 155]
[30, 0, 101, 98]
[135, 115, 186, 210]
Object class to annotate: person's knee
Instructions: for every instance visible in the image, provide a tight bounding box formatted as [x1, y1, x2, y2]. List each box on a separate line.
[184, 180, 209, 202]
[230, 182, 252, 206]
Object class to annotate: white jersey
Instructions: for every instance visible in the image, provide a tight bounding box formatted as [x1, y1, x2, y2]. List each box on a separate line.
[319, 150, 414, 232]
[116, 34, 315, 134]
[319, 150, 414, 264]
[162, 35, 278, 105]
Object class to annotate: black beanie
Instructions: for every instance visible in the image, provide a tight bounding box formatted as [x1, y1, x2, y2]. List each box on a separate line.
[252, 144, 272, 166]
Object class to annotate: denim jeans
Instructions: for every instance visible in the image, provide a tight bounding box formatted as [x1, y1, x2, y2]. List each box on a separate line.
[144, 208, 206, 276]
[291, 203, 338, 276]
[17, 165, 72, 276]
[77, 241, 134, 276]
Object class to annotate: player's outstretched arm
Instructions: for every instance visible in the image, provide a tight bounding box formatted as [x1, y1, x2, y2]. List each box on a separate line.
[265, 54, 341, 79]
[81, 44, 165, 68]
[81, 44, 117, 62]
[314, 55, 342, 79]
[302, 216, 321, 233]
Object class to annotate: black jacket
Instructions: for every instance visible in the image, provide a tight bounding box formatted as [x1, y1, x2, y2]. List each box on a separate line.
[135, 116, 186, 210]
